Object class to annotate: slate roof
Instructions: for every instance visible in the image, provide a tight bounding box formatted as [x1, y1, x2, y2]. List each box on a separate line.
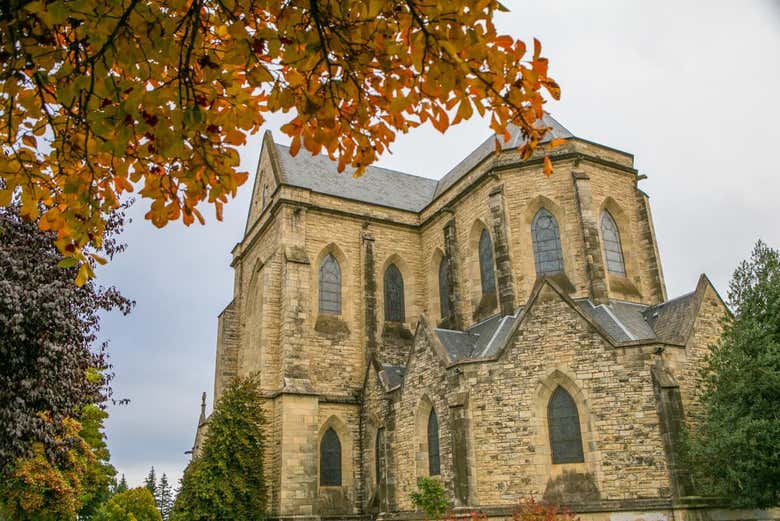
[381, 364, 405, 389]
[271, 114, 574, 212]
[428, 291, 705, 366]
[433, 114, 574, 198]
[434, 309, 522, 361]
[643, 292, 699, 344]
[275, 144, 437, 213]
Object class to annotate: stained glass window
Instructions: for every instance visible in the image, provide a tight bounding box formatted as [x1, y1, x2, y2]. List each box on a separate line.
[532, 209, 564, 275]
[600, 211, 626, 276]
[548, 386, 584, 464]
[319, 254, 341, 314]
[479, 229, 496, 295]
[427, 409, 441, 475]
[438, 257, 450, 320]
[320, 428, 342, 486]
[384, 264, 405, 322]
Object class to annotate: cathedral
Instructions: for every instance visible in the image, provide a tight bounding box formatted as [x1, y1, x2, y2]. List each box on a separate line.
[193, 116, 751, 521]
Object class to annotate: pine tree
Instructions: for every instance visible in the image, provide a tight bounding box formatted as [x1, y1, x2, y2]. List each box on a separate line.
[158, 473, 173, 520]
[144, 467, 158, 508]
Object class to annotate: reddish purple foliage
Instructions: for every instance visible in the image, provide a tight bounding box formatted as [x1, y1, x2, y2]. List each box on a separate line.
[0, 205, 133, 473]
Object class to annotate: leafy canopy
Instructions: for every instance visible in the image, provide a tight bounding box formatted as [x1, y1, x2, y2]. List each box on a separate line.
[687, 240, 780, 508]
[0, 415, 93, 521]
[172, 376, 266, 521]
[94, 487, 163, 521]
[410, 477, 452, 520]
[0, 204, 131, 473]
[0, 0, 560, 282]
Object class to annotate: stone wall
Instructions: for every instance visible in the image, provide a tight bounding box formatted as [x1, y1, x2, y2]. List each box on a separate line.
[463, 283, 671, 504]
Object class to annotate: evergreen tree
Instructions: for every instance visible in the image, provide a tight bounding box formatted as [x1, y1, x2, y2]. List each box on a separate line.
[158, 473, 173, 520]
[114, 474, 129, 494]
[171, 376, 266, 520]
[145, 467, 158, 507]
[687, 240, 780, 507]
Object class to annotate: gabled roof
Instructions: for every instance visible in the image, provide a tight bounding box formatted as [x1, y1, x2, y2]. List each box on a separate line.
[264, 114, 574, 213]
[370, 276, 727, 394]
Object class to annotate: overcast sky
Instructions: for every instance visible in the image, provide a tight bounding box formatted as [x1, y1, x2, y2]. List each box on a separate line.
[96, 1, 780, 487]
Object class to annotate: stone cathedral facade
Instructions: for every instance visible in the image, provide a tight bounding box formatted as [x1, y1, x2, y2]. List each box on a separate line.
[193, 116, 760, 521]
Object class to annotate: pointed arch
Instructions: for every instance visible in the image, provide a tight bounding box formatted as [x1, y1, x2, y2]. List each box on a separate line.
[320, 427, 342, 486]
[532, 369, 599, 479]
[478, 229, 496, 295]
[427, 407, 441, 475]
[600, 210, 626, 276]
[375, 427, 385, 485]
[319, 253, 342, 314]
[438, 256, 450, 320]
[548, 386, 584, 464]
[532, 208, 564, 275]
[384, 263, 405, 322]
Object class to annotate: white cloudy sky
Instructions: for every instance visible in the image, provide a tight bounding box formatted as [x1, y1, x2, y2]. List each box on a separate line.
[96, 1, 780, 486]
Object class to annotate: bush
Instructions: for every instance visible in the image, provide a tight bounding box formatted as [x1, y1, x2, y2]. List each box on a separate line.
[410, 477, 452, 519]
[94, 487, 162, 521]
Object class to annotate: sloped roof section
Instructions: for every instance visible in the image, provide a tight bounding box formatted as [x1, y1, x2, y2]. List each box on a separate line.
[432, 114, 574, 198]
[381, 364, 405, 389]
[269, 114, 573, 212]
[434, 310, 522, 362]
[643, 291, 699, 345]
[275, 144, 438, 213]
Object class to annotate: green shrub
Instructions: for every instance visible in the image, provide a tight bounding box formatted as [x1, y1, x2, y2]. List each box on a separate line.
[409, 477, 452, 520]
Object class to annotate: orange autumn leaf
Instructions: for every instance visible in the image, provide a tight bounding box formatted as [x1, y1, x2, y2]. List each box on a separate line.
[1, 0, 560, 282]
[543, 155, 553, 177]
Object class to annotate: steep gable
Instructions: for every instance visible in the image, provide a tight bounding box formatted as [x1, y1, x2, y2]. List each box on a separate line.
[244, 131, 283, 234]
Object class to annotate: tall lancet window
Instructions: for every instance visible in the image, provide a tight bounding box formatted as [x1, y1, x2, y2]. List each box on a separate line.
[548, 386, 584, 464]
[427, 408, 441, 475]
[319, 254, 341, 314]
[600, 211, 626, 276]
[384, 264, 405, 322]
[320, 428, 342, 486]
[478, 229, 496, 295]
[261, 184, 268, 210]
[532, 208, 564, 275]
[438, 257, 450, 320]
[375, 427, 385, 485]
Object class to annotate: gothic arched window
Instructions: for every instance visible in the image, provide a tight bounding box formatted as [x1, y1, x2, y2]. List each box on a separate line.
[375, 427, 385, 485]
[384, 264, 405, 322]
[427, 408, 441, 475]
[548, 386, 584, 464]
[319, 254, 341, 314]
[261, 184, 268, 210]
[320, 427, 342, 486]
[532, 208, 564, 275]
[478, 229, 496, 295]
[600, 211, 626, 276]
[438, 257, 450, 320]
